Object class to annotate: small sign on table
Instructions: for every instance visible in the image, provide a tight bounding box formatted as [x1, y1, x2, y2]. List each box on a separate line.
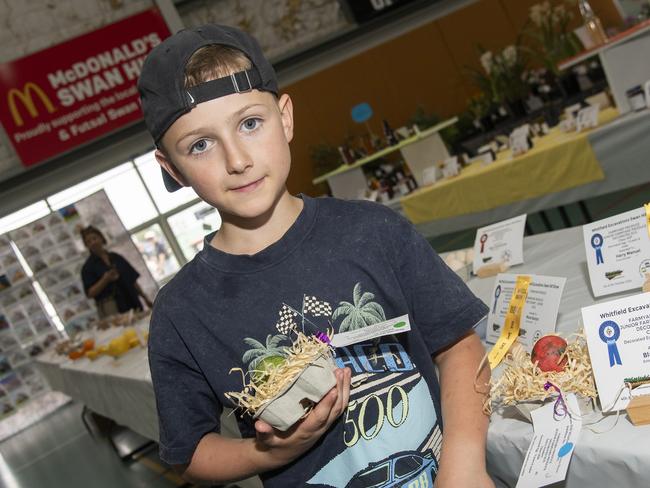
[487, 274, 566, 351]
[473, 214, 527, 276]
[581, 292, 650, 412]
[582, 206, 650, 297]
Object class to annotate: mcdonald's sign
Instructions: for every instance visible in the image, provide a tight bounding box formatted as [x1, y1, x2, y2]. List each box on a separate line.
[8, 82, 57, 127]
[0, 8, 170, 167]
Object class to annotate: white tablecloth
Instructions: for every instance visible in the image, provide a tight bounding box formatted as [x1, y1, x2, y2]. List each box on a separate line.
[466, 226, 650, 487]
[34, 324, 159, 441]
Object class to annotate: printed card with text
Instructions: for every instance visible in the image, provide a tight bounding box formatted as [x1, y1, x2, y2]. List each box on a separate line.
[582, 206, 650, 297]
[486, 274, 566, 350]
[473, 215, 527, 274]
[581, 292, 650, 411]
[516, 393, 582, 488]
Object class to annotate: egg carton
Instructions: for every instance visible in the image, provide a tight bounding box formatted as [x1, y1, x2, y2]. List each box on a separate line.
[254, 354, 337, 431]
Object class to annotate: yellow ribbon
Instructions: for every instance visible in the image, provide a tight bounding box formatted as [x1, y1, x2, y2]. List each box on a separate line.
[645, 203, 650, 238]
[487, 275, 531, 370]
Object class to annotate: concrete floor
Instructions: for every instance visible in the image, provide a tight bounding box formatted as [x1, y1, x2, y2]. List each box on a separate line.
[0, 401, 183, 488]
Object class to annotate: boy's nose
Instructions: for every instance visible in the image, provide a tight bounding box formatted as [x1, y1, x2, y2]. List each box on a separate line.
[223, 141, 253, 174]
[223, 139, 253, 174]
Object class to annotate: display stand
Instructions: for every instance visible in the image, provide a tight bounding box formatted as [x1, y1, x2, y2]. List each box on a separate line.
[558, 19, 650, 114]
[312, 118, 457, 199]
[0, 234, 59, 427]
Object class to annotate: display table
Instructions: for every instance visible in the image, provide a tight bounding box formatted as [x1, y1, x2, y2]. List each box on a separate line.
[466, 226, 650, 487]
[401, 108, 617, 225]
[411, 108, 650, 238]
[34, 324, 159, 441]
[34, 323, 263, 487]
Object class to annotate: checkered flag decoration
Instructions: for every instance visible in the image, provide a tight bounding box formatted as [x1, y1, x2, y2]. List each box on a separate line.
[275, 304, 298, 335]
[304, 296, 332, 317]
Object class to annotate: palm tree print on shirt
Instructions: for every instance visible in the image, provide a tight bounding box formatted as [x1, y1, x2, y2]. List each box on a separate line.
[242, 334, 289, 372]
[333, 283, 386, 332]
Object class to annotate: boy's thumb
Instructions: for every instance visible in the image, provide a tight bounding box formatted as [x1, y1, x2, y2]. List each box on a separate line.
[254, 419, 273, 435]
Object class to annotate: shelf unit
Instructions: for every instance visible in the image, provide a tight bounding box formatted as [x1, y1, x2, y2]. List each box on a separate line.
[557, 20, 650, 114]
[312, 117, 457, 200]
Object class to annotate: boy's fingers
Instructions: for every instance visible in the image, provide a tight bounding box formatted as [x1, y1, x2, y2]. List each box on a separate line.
[341, 368, 351, 410]
[254, 419, 274, 435]
[308, 372, 341, 428]
[328, 368, 350, 423]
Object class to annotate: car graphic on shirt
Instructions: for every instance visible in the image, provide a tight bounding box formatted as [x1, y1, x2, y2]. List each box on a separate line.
[345, 450, 438, 488]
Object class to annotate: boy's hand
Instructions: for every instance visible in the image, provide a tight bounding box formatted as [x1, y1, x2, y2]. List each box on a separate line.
[254, 367, 351, 466]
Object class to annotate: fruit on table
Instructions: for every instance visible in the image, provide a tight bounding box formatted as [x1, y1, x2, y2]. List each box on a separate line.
[107, 335, 130, 358]
[531, 335, 568, 372]
[123, 328, 140, 348]
[82, 339, 95, 351]
[85, 349, 99, 360]
[68, 349, 84, 360]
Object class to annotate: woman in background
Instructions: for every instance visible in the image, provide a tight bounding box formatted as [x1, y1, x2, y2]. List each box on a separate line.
[80, 226, 152, 318]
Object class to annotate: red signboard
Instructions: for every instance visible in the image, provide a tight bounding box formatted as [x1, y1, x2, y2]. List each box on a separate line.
[0, 8, 171, 167]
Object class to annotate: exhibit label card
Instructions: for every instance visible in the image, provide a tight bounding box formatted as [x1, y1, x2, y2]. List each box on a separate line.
[582, 206, 650, 297]
[516, 393, 582, 488]
[486, 274, 566, 351]
[581, 292, 650, 411]
[473, 214, 527, 274]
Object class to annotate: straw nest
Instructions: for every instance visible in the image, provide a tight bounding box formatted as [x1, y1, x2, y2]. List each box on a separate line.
[226, 332, 333, 415]
[483, 333, 597, 415]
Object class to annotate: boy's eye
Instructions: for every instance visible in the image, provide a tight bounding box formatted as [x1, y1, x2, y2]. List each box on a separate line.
[241, 117, 261, 132]
[190, 139, 209, 154]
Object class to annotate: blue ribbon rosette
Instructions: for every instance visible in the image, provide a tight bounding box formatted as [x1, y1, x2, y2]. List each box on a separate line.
[492, 284, 501, 313]
[591, 233, 604, 265]
[599, 320, 622, 367]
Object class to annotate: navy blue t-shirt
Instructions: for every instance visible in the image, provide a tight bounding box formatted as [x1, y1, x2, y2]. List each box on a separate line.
[148, 195, 487, 487]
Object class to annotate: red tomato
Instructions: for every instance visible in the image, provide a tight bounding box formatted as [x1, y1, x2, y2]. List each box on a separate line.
[531, 335, 568, 372]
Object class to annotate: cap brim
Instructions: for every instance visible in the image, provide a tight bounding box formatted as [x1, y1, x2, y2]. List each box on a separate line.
[161, 167, 183, 192]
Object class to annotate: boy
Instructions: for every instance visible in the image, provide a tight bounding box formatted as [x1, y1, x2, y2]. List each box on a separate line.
[138, 24, 494, 487]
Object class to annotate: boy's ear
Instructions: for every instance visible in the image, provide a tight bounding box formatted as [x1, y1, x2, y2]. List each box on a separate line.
[277, 93, 294, 143]
[154, 148, 189, 188]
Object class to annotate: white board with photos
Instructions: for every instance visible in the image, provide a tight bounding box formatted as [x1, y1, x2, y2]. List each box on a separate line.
[0, 235, 57, 419]
[10, 209, 96, 334]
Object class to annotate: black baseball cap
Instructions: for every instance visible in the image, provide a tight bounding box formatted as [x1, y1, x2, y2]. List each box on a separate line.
[137, 24, 279, 192]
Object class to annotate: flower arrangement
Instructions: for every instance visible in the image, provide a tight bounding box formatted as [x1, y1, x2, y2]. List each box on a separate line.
[470, 44, 529, 107]
[525, 0, 582, 75]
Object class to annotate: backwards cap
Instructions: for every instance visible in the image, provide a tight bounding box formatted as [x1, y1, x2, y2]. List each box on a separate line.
[137, 24, 278, 192]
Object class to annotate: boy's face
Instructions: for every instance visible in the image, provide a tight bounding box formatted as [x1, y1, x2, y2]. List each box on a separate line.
[156, 90, 294, 222]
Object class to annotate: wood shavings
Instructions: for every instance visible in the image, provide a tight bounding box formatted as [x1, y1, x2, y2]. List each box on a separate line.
[226, 332, 333, 415]
[484, 333, 597, 415]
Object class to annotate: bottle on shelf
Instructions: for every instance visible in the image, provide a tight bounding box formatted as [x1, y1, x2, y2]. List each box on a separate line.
[578, 0, 607, 47]
[382, 119, 399, 146]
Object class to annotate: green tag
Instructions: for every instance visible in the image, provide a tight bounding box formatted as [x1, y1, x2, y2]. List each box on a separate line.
[331, 315, 411, 348]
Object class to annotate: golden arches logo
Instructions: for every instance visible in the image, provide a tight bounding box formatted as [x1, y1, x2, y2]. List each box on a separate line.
[8, 82, 56, 127]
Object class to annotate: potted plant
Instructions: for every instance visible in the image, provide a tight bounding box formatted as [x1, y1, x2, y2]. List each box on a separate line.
[524, 0, 583, 97]
[469, 44, 530, 120]
[490, 44, 530, 118]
